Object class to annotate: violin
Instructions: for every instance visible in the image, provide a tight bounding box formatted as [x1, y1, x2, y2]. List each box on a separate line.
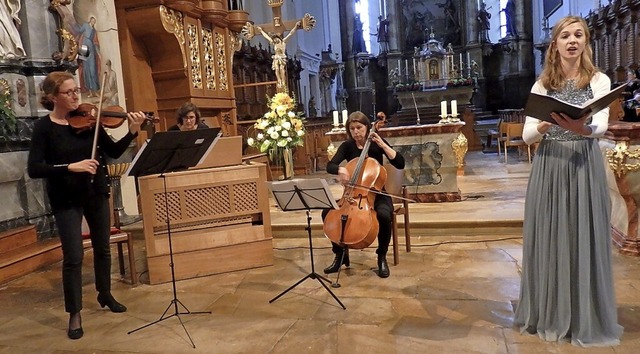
[323, 115, 388, 249]
[67, 103, 156, 133]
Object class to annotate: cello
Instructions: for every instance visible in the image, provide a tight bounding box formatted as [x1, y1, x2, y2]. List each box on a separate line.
[323, 114, 388, 249]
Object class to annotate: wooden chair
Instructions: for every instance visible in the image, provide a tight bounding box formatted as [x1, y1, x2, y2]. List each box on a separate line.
[81, 197, 137, 286]
[496, 118, 508, 156]
[503, 122, 531, 164]
[313, 135, 332, 172]
[81, 227, 137, 286]
[384, 164, 411, 265]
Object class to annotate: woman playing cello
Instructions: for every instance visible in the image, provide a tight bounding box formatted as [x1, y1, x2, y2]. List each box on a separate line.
[322, 111, 404, 278]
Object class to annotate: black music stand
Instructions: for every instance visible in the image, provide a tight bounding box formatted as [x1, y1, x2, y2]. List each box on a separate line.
[126, 128, 221, 348]
[268, 178, 346, 309]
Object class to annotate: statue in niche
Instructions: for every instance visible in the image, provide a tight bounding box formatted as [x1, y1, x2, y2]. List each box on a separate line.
[352, 13, 367, 54]
[503, 0, 518, 38]
[308, 96, 316, 118]
[477, 2, 491, 43]
[0, 0, 26, 59]
[372, 15, 390, 54]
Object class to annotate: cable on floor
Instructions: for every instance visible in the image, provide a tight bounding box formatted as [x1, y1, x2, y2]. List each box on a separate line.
[272, 235, 522, 251]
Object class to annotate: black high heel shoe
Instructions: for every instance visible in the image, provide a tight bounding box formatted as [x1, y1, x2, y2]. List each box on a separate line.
[67, 312, 83, 340]
[323, 251, 350, 274]
[97, 292, 127, 313]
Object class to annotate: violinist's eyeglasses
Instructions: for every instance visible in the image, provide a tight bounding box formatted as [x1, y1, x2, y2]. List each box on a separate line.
[60, 88, 81, 97]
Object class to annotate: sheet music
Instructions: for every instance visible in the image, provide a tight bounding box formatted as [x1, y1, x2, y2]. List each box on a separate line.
[197, 130, 223, 166]
[268, 178, 338, 211]
[125, 139, 149, 176]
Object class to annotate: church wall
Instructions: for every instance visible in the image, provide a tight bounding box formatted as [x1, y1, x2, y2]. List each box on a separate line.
[531, 0, 600, 75]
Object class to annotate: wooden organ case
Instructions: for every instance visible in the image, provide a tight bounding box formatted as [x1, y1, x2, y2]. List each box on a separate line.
[138, 157, 273, 284]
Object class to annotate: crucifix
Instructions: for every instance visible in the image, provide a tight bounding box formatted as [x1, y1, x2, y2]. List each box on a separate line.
[241, 0, 316, 93]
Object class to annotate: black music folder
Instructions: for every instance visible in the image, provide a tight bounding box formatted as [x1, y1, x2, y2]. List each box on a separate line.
[523, 83, 626, 124]
[126, 128, 222, 177]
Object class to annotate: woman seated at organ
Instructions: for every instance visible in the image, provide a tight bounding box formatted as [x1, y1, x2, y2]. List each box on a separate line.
[168, 102, 209, 131]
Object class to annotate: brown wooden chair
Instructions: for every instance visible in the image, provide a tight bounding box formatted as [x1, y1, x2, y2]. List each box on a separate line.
[384, 164, 411, 265]
[495, 117, 508, 156]
[313, 135, 332, 172]
[503, 122, 531, 164]
[81, 197, 137, 286]
[81, 226, 137, 286]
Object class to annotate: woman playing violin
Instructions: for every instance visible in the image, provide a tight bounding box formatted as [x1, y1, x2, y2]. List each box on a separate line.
[322, 111, 404, 278]
[27, 71, 146, 340]
[168, 102, 209, 131]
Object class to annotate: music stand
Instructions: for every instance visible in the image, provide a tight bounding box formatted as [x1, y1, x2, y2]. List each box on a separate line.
[126, 128, 221, 348]
[268, 178, 346, 309]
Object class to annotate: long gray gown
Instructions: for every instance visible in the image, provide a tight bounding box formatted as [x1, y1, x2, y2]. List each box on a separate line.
[514, 80, 623, 347]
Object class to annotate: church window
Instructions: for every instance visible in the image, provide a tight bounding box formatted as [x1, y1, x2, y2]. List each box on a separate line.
[355, 0, 371, 53]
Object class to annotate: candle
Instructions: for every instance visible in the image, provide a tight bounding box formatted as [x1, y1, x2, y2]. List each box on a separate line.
[405, 59, 409, 77]
[440, 101, 447, 117]
[342, 109, 348, 125]
[412, 58, 417, 79]
[451, 100, 458, 116]
[332, 110, 339, 126]
[466, 52, 471, 68]
[459, 53, 463, 69]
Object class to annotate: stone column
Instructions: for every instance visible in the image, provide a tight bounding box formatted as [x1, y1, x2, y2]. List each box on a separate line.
[632, 20, 638, 66]
[616, 22, 623, 69]
[515, 0, 527, 38]
[466, 0, 479, 45]
[385, 0, 401, 52]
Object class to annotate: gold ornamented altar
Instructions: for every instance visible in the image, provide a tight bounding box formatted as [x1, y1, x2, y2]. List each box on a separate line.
[326, 123, 467, 202]
[601, 122, 640, 256]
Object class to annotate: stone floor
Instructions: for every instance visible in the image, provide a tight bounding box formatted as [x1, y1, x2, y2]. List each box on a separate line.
[1, 151, 639, 353]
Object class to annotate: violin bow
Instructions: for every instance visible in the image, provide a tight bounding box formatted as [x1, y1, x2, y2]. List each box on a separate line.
[89, 72, 109, 183]
[91, 71, 109, 161]
[343, 182, 417, 203]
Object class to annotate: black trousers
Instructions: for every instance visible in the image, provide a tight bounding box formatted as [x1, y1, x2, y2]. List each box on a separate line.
[54, 195, 112, 314]
[322, 194, 393, 256]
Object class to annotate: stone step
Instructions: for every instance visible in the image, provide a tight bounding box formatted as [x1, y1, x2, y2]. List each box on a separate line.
[0, 239, 62, 285]
[0, 225, 37, 254]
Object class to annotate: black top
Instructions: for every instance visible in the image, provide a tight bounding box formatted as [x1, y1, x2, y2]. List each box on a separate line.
[327, 138, 405, 175]
[167, 122, 209, 131]
[27, 115, 137, 210]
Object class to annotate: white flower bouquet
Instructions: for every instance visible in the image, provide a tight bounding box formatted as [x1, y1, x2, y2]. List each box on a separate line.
[246, 92, 306, 154]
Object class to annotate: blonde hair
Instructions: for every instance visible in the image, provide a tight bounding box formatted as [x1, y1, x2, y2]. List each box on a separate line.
[539, 16, 598, 91]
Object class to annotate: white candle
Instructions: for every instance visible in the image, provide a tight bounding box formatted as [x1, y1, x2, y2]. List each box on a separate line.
[332, 110, 339, 126]
[451, 100, 458, 116]
[466, 52, 471, 67]
[440, 101, 447, 117]
[405, 59, 409, 77]
[459, 53, 463, 69]
[412, 58, 417, 78]
[342, 109, 348, 125]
